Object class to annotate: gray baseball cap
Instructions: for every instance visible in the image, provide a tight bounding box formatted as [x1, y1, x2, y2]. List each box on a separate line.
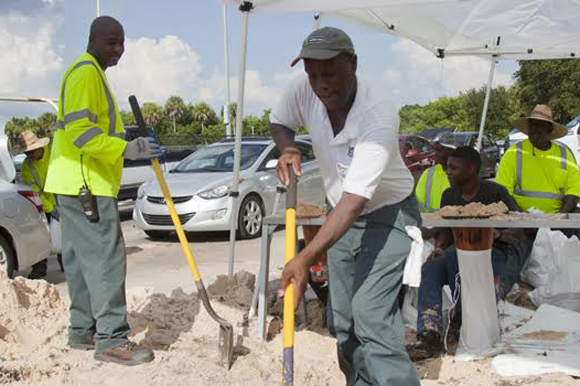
[291, 27, 355, 67]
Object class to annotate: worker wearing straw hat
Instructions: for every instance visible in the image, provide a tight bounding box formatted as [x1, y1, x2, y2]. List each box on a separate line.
[19, 130, 59, 279]
[497, 105, 580, 226]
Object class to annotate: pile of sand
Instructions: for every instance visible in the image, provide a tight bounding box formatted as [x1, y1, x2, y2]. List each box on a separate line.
[0, 272, 67, 347]
[1, 273, 579, 385]
[439, 202, 509, 218]
[207, 271, 255, 310]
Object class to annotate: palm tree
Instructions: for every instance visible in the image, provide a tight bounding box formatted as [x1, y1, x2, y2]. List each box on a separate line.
[191, 102, 217, 133]
[164, 96, 187, 133]
[142, 102, 163, 128]
[37, 112, 57, 137]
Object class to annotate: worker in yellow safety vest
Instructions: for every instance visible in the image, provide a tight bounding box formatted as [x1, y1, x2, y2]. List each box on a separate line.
[416, 132, 455, 213]
[19, 130, 60, 279]
[44, 16, 160, 366]
[497, 105, 580, 233]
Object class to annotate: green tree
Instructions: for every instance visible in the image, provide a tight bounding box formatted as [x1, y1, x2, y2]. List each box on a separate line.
[142, 102, 164, 128]
[120, 110, 136, 126]
[37, 112, 57, 137]
[459, 85, 516, 139]
[190, 102, 218, 133]
[514, 59, 580, 124]
[164, 95, 187, 133]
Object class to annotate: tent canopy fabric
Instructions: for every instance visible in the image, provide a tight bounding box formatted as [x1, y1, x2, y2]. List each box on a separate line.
[223, 0, 580, 60]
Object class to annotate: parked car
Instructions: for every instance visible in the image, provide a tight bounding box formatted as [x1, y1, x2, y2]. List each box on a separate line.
[119, 126, 195, 201]
[450, 132, 499, 178]
[398, 135, 436, 182]
[0, 135, 51, 278]
[133, 137, 324, 239]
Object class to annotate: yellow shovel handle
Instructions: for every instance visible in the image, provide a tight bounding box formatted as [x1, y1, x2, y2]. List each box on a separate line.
[151, 158, 201, 282]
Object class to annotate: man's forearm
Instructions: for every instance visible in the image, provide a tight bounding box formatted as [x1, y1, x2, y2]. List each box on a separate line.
[299, 193, 367, 267]
[269, 123, 296, 152]
[561, 195, 579, 213]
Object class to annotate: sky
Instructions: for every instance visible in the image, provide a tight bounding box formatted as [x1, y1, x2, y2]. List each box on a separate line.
[0, 0, 518, 131]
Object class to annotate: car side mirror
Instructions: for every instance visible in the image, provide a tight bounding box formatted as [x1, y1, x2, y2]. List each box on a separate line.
[406, 149, 419, 157]
[265, 159, 278, 169]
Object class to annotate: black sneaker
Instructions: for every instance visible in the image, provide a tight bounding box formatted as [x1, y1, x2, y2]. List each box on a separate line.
[406, 331, 444, 361]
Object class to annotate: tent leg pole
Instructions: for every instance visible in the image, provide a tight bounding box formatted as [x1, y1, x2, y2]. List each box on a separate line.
[476, 56, 497, 151]
[223, 5, 232, 138]
[227, 2, 252, 278]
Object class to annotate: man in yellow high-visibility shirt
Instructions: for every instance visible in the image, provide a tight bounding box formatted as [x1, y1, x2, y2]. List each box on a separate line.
[45, 16, 160, 366]
[497, 105, 580, 235]
[19, 130, 59, 279]
[416, 132, 455, 213]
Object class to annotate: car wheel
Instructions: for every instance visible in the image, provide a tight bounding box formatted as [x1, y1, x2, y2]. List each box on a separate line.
[0, 234, 16, 279]
[238, 194, 264, 239]
[144, 230, 172, 240]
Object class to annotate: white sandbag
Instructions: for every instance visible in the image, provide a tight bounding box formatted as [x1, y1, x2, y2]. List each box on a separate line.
[493, 304, 580, 378]
[402, 285, 453, 332]
[50, 219, 62, 254]
[456, 248, 500, 357]
[520, 228, 560, 288]
[530, 233, 580, 312]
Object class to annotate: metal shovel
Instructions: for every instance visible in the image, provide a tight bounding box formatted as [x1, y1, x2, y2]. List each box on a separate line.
[129, 95, 234, 369]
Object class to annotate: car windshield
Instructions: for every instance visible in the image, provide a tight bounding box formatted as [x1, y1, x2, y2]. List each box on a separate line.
[453, 134, 475, 147]
[172, 144, 267, 173]
[566, 114, 580, 129]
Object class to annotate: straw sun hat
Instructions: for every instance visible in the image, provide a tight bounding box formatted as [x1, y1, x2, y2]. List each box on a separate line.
[513, 104, 568, 140]
[19, 130, 50, 153]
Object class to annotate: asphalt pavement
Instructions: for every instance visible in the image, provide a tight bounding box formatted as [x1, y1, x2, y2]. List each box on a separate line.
[36, 204, 287, 299]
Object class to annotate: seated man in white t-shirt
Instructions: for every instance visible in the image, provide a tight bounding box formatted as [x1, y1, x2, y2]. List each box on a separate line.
[271, 27, 421, 386]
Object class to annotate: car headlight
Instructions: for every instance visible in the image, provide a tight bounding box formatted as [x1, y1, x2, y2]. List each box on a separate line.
[137, 184, 147, 200]
[198, 185, 231, 199]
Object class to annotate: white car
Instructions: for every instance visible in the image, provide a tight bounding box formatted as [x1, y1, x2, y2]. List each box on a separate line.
[133, 137, 324, 239]
[0, 135, 51, 278]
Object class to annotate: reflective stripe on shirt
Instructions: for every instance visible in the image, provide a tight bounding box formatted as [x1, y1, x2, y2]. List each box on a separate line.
[56, 60, 118, 140]
[514, 141, 567, 199]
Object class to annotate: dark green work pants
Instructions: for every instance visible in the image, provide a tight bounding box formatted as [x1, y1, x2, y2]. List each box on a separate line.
[327, 196, 421, 386]
[57, 194, 130, 353]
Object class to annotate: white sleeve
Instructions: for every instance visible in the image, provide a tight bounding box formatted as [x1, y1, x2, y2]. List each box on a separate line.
[269, 74, 306, 132]
[342, 105, 399, 199]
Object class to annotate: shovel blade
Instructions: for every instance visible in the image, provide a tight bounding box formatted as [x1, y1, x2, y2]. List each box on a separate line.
[219, 324, 234, 370]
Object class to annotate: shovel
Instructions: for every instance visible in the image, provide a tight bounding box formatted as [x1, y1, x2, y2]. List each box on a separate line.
[129, 95, 234, 369]
[283, 167, 297, 385]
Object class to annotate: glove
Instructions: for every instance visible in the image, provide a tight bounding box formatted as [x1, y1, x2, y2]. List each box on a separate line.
[50, 208, 60, 222]
[124, 137, 162, 160]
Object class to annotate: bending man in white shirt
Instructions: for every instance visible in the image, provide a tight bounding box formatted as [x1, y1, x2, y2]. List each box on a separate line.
[271, 26, 420, 386]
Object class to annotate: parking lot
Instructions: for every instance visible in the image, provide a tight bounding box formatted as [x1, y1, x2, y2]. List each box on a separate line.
[39, 203, 288, 299]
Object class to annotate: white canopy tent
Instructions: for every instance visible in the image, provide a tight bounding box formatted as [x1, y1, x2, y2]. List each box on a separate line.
[222, 0, 580, 276]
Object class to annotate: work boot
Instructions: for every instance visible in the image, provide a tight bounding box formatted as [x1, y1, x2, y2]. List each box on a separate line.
[94, 342, 154, 366]
[406, 331, 444, 361]
[68, 338, 95, 351]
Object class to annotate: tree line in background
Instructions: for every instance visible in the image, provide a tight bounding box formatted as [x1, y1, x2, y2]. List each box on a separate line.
[5, 59, 580, 151]
[400, 59, 580, 139]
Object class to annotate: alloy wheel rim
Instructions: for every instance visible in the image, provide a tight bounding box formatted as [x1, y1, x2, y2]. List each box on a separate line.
[0, 245, 7, 272]
[243, 200, 262, 235]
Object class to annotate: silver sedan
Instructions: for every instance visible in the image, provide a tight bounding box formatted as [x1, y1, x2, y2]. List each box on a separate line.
[133, 137, 324, 239]
[0, 135, 51, 278]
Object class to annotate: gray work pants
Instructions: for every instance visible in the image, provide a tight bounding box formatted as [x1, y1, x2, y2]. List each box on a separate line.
[57, 194, 130, 353]
[327, 196, 421, 386]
